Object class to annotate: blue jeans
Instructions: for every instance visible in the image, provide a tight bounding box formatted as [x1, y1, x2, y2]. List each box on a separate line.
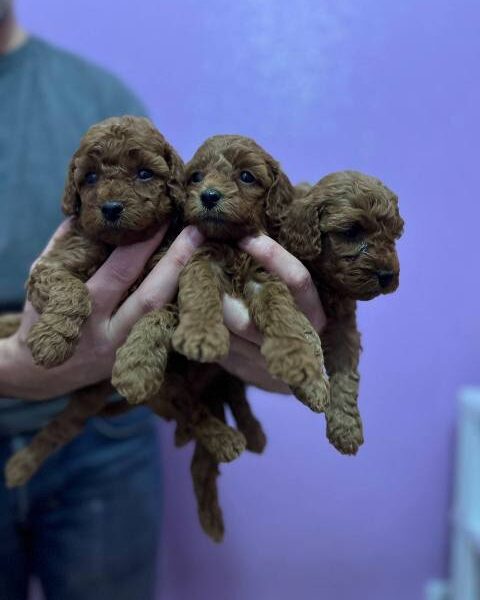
[0, 408, 162, 600]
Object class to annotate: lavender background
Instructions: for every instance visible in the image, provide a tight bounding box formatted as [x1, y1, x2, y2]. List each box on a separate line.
[17, 1, 478, 599]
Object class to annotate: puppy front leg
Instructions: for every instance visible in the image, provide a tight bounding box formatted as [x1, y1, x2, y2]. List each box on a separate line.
[172, 253, 229, 362]
[5, 381, 112, 487]
[112, 306, 178, 405]
[245, 277, 329, 413]
[322, 302, 364, 455]
[27, 232, 105, 368]
[28, 272, 92, 367]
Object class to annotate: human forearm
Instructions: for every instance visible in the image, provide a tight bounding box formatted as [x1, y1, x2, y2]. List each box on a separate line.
[0, 336, 49, 400]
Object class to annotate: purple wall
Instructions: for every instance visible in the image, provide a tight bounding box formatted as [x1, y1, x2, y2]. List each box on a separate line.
[17, 1, 479, 598]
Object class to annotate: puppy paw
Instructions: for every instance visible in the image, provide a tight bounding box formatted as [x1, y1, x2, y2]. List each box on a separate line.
[262, 338, 323, 388]
[326, 409, 364, 455]
[27, 285, 49, 314]
[291, 376, 330, 413]
[172, 322, 230, 362]
[243, 425, 267, 454]
[5, 448, 38, 488]
[112, 362, 164, 406]
[199, 428, 247, 464]
[27, 319, 78, 368]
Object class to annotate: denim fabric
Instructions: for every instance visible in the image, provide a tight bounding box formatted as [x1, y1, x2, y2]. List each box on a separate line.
[0, 408, 162, 600]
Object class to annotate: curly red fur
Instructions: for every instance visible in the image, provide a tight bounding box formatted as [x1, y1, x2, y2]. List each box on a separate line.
[281, 170, 404, 454]
[5, 119, 256, 497]
[193, 170, 403, 537]
[172, 134, 330, 413]
[27, 116, 183, 369]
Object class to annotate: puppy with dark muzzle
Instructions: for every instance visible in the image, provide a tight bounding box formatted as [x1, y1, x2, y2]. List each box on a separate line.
[278, 170, 404, 454]
[172, 134, 330, 413]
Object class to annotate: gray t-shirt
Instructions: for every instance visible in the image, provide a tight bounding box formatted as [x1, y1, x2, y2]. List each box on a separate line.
[0, 36, 147, 435]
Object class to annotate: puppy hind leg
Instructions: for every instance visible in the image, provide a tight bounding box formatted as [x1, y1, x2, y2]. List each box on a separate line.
[190, 442, 224, 543]
[323, 311, 364, 455]
[5, 381, 112, 488]
[214, 371, 267, 454]
[112, 307, 177, 405]
[169, 377, 246, 463]
[191, 405, 246, 463]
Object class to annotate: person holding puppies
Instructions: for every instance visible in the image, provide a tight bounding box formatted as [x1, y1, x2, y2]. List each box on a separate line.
[0, 3, 326, 598]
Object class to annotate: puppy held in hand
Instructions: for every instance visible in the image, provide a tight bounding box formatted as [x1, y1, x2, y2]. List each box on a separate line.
[26, 115, 182, 369]
[279, 171, 404, 455]
[4, 117, 249, 488]
[172, 135, 329, 413]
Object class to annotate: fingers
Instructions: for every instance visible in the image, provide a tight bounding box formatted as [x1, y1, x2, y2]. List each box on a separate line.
[238, 234, 327, 332]
[218, 334, 291, 394]
[222, 295, 263, 345]
[87, 224, 169, 316]
[110, 226, 204, 342]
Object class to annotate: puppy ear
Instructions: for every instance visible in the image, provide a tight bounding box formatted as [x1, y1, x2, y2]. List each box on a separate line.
[164, 143, 185, 208]
[278, 195, 323, 261]
[61, 155, 81, 217]
[265, 162, 295, 227]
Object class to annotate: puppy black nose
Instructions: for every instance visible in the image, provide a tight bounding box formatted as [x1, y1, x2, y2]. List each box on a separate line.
[101, 201, 124, 222]
[201, 188, 222, 210]
[377, 270, 395, 288]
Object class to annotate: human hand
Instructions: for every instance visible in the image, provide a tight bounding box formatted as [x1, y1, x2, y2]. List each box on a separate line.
[219, 234, 326, 394]
[0, 221, 204, 400]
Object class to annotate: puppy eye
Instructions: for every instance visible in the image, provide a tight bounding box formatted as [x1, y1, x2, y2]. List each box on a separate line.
[137, 168, 154, 181]
[239, 170, 256, 184]
[342, 224, 364, 240]
[189, 171, 204, 184]
[84, 172, 97, 185]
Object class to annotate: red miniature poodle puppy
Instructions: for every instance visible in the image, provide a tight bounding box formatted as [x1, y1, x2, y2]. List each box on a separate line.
[172, 135, 329, 414]
[279, 170, 404, 454]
